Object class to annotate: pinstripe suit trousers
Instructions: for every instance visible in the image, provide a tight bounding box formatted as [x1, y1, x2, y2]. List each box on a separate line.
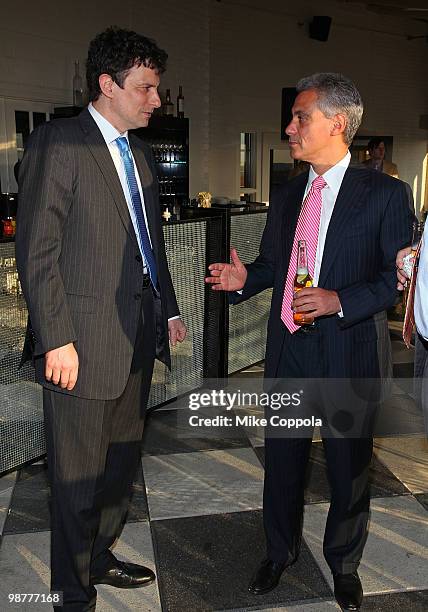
[43, 286, 155, 611]
[264, 329, 373, 574]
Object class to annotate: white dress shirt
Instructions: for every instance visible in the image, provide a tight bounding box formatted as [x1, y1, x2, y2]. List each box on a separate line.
[302, 151, 351, 317]
[415, 234, 428, 340]
[306, 151, 351, 285]
[88, 104, 179, 321]
[88, 103, 153, 268]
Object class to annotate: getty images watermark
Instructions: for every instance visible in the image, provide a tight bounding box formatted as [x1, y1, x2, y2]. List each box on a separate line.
[187, 389, 323, 429]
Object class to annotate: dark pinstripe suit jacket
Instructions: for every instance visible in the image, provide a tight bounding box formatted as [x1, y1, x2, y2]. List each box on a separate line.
[16, 109, 179, 400]
[234, 166, 414, 378]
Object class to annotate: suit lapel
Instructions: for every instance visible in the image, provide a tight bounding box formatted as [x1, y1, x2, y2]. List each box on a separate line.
[318, 167, 371, 286]
[78, 109, 139, 248]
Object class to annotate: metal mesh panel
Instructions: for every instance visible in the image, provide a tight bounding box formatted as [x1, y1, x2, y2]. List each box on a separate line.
[148, 220, 206, 407]
[0, 222, 208, 472]
[0, 243, 44, 474]
[228, 212, 271, 374]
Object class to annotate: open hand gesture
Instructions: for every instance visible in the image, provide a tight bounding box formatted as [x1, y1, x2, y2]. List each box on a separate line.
[205, 248, 247, 291]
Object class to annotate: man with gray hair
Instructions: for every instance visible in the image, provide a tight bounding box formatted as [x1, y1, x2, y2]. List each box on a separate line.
[206, 72, 413, 610]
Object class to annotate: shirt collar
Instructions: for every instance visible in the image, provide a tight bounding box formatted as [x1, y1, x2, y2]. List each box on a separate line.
[88, 102, 128, 146]
[308, 150, 351, 197]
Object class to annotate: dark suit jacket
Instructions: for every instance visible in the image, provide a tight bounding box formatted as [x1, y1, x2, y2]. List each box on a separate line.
[16, 108, 179, 400]
[233, 166, 414, 379]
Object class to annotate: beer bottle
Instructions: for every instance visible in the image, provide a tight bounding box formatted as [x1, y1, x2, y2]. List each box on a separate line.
[293, 240, 314, 326]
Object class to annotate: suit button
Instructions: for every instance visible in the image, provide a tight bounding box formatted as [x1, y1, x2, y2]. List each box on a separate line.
[134, 293, 142, 300]
[135, 254, 142, 262]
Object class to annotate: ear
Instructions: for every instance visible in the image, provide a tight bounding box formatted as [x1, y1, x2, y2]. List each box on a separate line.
[98, 73, 115, 99]
[330, 113, 347, 137]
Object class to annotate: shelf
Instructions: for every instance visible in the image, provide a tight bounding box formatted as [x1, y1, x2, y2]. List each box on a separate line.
[155, 160, 187, 165]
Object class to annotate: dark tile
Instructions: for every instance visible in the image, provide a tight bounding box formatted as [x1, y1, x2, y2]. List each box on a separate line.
[369, 450, 411, 496]
[253, 442, 408, 504]
[363, 590, 428, 611]
[414, 493, 428, 511]
[4, 463, 51, 534]
[151, 510, 331, 611]
[5, 459, 148, 533]
[389, 327, 403, 339]
[125, 463, 149, 523]
[253, 446, 265, 467]
[393, 362, 415, 378]
[142, 408, 251, 455]
[391, 340, 414, 364]
[374, 394, 425, 437]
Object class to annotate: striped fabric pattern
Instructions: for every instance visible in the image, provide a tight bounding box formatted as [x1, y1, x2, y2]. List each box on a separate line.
[281, 175, 327, 333]
[15, 109, 179, 400]
[403, 239, 422, 348]
[116, 136, 158, 289]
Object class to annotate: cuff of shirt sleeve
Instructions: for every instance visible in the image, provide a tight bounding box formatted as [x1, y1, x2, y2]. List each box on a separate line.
[168, 316, 181, 321]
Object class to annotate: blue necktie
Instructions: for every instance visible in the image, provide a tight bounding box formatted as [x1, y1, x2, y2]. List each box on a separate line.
[116, 136, 158, 290]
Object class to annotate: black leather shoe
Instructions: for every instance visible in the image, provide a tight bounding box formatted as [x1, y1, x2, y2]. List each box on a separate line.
[333, 572, 363, 611]
[91, 560, 156, 589]
[248, 558, 296, 595]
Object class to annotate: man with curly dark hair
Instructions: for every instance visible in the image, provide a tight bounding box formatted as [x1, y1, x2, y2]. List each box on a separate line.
[16, 26, 186, 610]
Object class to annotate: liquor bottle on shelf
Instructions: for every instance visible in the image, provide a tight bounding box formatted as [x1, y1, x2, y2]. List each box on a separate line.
[176, 85, 184, 118]
[164, 89, 174, 116]
[73, 60, 83, 107]
[293, 240, 314, 326]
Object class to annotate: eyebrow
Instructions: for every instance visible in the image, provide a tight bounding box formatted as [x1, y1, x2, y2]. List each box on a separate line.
[292, 110, 310, 118]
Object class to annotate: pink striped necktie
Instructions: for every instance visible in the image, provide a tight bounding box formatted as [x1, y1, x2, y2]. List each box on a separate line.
[281, 174, 327, 333]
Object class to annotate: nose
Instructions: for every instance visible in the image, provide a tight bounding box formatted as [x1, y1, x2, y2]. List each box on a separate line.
[285, 118, 297, 136]
[152, 90, 161, 108]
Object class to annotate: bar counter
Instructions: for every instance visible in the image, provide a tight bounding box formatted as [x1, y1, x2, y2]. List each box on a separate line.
[0, 207, 269, 473]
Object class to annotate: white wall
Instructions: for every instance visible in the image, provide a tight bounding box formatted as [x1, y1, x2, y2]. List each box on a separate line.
[0, 0, 210, 194]
[209, 0, 428, 211]
[0, 0, 427, 208]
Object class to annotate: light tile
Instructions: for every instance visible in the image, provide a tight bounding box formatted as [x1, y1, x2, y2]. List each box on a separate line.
[228, 602, 340, 612]
[0, 524, 161, 612]
[143, 448, 263, 520]
[303, 495, 428, 594]
[374, 436, 428, 494]
[0, 531, 51, 612]
[97, 522, 161, 612]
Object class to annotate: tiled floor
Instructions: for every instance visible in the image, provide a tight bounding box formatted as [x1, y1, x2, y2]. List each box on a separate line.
[1, 334, 427, 611]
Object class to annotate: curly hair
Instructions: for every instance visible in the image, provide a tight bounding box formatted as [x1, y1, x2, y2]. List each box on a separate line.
[86, 26, 168, 101]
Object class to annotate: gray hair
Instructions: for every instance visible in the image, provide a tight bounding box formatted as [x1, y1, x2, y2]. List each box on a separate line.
[296, 73, 363, 145]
